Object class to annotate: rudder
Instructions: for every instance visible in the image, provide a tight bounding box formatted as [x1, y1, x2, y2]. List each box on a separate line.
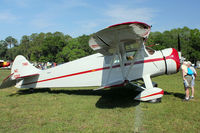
[11, 55, 40, 79]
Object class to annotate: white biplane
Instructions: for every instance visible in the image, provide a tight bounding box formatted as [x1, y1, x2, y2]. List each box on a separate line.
[0, 22, 180, 102]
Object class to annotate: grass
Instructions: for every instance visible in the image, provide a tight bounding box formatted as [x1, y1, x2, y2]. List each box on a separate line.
[0, 69, 200, 133]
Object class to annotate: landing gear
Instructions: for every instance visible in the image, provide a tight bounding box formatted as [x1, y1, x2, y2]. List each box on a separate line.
[148, 98, 162, 103]
[152, 82, 158, 87]
[134, 87, 164, 102]
[142, 81, 158, 88]
[29, 88, 34, 92]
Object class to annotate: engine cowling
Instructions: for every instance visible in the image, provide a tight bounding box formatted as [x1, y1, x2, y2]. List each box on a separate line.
[161, 48, 180, 74]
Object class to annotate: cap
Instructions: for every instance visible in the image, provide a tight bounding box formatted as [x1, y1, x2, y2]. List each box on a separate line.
[187, 61, 192, 65]
[183, 61, 188, 65]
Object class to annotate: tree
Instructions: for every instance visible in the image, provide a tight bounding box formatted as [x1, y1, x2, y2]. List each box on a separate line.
[189, 29, 200, 63]
[60, 35, 93, 62]
[5, 36, 18, 48]
[5, 46, 20, 61]
[19, 35, 31, 59]
[0, 40, 8, 60]
[146, 32, 166, 50]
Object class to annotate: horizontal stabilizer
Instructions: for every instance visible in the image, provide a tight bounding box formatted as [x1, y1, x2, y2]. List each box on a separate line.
[15, 73, 39, 79]
[0, 74, 16, 89]
[0, 73, 39, 89]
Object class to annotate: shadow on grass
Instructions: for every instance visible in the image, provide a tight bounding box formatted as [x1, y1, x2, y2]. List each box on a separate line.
[164, 91, 185, 99]
[8, 86, 141, 109]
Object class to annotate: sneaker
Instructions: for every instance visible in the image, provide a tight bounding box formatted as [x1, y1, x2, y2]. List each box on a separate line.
[190, 96, 194, 99]
[183, 98, 190, 102]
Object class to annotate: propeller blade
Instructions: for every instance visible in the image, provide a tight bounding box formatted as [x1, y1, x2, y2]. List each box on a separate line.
[178, 34, 181, 51]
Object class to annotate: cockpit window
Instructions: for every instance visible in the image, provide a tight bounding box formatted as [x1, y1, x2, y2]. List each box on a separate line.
[124, 40, 141, 61]
[124, 40, 141, 52]
[145, 46, 155, 55]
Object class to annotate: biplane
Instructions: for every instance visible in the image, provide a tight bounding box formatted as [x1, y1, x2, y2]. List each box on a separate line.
[0, 22, 180, 102]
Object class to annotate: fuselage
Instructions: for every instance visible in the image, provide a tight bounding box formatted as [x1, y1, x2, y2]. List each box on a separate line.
[18, 46, 180, 88]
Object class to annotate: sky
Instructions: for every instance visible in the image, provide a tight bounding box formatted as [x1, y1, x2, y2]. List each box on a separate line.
[0, 0, 199, 41]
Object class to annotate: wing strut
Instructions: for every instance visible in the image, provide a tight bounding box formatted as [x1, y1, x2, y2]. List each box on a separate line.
[125, 44, 144, 79]
[105, 53, 117, 84]
[117, 43, 127, 81]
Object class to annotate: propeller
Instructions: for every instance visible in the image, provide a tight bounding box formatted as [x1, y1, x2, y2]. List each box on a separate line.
[178, 34, 181, 51]
[177, 34, 185, 63]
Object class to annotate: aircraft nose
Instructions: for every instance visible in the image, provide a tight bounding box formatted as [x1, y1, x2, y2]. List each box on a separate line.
[162, 48, 181, 74]
[166, 48, 181, 72]
[167, 48, 180, 72]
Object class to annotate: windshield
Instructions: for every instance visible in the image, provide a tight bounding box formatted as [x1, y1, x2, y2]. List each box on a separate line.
[145, 46, 155, 55]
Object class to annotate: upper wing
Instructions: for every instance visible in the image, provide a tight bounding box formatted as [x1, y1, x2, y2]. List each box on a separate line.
[89, 22, 151, 83]
[89, 22, 151, 56]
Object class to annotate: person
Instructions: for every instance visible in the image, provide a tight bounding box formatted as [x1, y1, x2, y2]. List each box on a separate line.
[188, 61, 197, 99]
[126, 55, 134, 60]
[181, 61, 193, 101]
[53, 62, 57, 67]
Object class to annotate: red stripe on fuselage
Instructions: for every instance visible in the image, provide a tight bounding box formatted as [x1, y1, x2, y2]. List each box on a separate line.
[22, 57, 165, 86]
[23, 67, 110, 85]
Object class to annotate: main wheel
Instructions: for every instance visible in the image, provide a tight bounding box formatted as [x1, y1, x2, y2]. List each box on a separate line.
[29, 88, 34, 92]
[148, 98, 161, 103]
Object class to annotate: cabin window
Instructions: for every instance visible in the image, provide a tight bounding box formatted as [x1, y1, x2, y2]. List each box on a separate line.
[124, 40, 140, 52]
[124, 40, 140, 61]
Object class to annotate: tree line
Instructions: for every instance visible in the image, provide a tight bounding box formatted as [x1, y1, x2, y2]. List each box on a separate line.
[0, 27, 200, 63]
[0, 32, 94, 63]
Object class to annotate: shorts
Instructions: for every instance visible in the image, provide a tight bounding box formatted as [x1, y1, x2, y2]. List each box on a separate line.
[184, 75, 192, 89]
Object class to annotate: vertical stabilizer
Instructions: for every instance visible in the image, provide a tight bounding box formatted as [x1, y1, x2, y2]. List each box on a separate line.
[11, 55, 40, 80]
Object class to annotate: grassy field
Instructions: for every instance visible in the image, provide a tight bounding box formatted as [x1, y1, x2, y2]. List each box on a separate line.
[0, 69, 200, 133]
